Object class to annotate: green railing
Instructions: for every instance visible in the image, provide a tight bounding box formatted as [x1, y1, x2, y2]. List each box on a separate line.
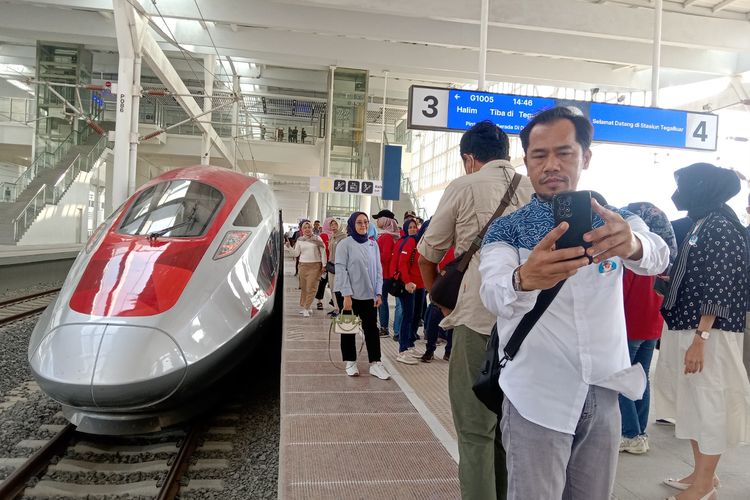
[12, 135, 108, 242]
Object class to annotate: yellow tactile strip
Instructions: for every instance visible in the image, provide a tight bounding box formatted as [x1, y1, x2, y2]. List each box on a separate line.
[279, 259, 459, 500]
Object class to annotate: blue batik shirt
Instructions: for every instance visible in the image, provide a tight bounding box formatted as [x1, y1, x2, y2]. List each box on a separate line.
[483, 194, 633, 250]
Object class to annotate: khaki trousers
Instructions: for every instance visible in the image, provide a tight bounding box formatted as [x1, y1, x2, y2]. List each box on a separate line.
[298, 262, 321, 309]
[449, 325, 506, 500]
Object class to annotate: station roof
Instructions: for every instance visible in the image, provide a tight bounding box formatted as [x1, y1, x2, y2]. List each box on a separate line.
[1, 0, 749, 111]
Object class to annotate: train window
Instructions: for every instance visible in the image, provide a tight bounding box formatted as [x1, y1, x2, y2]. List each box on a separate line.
[118, 180, 223, 237]
[233, 195, 264, 227]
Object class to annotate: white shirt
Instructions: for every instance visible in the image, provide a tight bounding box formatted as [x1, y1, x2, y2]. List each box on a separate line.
[479, 214, 669, 434]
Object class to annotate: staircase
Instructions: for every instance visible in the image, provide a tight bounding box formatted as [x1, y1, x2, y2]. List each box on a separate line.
[0, 133, 108, 244]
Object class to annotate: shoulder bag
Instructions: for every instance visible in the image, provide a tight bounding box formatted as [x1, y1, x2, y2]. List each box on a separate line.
[430, 173, 522, 311]
[388, 246, 416, 297]
[472, 279, 565, 415]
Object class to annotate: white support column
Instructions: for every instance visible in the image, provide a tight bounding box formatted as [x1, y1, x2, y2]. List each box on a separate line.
[111, 0, 135, 211]
[478, 0, 489, 91]
[127, 55, 142, 196]
[201, 54, 215, 165]
[651, 0, 663, 107]
[232, 74, 240, 166]
[319, 65, 336, 220]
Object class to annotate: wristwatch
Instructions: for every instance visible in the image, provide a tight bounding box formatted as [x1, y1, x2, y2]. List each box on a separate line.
[695, 329, 710, 340]
[512, 265, 524, 292]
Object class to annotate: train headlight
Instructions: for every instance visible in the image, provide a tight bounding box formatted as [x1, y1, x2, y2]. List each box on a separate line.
[214, 230, 250, 259]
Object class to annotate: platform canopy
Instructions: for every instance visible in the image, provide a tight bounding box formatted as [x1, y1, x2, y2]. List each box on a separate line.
[0, 0, 749, 111]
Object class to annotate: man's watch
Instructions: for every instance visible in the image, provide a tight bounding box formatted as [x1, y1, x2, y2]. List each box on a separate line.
[512, 265, 524, 292]
[695, 329, 711, 340]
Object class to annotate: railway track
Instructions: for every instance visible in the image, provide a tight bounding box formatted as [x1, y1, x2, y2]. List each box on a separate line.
[0, 289, 60, 326]
[0, 412, 236, 499]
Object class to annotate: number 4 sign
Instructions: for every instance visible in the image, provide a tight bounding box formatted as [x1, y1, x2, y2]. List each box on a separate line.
[685, 113, 718, 150]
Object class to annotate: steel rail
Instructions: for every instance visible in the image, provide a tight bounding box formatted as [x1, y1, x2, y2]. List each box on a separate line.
[0, 289, 60, 326]
[0, 423, 77, 499]
[156, 424, 204, 500]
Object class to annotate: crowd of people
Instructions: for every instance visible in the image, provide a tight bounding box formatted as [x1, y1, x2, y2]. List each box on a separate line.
[283, 109, 750, 500]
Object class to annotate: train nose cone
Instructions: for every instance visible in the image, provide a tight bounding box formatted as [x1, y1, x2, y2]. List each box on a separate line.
[30, 324, 187, 409]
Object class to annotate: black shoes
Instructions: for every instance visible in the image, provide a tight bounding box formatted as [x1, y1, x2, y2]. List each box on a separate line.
[379, 328, 390, 337]
[420, 351, 434, 363]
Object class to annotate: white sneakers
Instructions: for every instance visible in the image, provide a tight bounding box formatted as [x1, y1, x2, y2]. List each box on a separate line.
[345, 361, 390, 380]
[298, 309, 311, 317]
[396, 351, 418, 365]
[406, 347, 423, 358]
[345, 361, 359, 376]
[369, 361, 390, 380]
[619, 435, 649, 454]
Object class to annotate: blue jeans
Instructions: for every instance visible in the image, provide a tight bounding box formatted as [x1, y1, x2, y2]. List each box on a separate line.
[394, 296, 403, 336]
[398, 289, 424, 353]
[379, 279, 391, 331]
[424, 302, 452, 355]
[618, 339, 657, 438]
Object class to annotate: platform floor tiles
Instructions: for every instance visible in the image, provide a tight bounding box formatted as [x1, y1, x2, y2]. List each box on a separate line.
[278, 261, 750, 499]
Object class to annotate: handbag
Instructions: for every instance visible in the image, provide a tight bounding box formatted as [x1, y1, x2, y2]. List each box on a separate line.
[332, 312, 363, 335]
[325, 261, 336, 274]
[430, 173, 522, 311]
[389, 273, 406, 297]
[388, 247, 416, 298]
[472, 279, 565, 415]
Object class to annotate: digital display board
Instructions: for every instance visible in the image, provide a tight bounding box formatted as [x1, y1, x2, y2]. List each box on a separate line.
[408, 85, 718, 151]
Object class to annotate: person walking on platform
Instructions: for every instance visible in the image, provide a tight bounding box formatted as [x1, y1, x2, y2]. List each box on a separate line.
[417, 120, 533, 500]
[373, 209, 399, 337]
[314, 218, 334, 311]
[395, 218, 425, 365]
[334, 212, 390, 380]
[479, 107, 669, 500]
[284, 220, 326, 317]
[655, 162, 750, 500]
[617, 202, 677, 455]
[301, 127, 307, 144]
[326, 217, 347, 315]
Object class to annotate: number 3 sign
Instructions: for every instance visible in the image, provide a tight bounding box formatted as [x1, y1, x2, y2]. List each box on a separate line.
[408, 87, 449, 129]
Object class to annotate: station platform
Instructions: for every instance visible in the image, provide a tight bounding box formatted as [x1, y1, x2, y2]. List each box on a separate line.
[0, 244, 81, 293]
[277, 259, 750, 500]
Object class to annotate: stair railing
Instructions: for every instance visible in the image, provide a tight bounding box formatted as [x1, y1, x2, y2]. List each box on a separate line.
[12, 135, 108, 241]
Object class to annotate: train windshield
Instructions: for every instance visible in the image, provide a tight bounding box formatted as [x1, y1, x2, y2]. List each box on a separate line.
[118, 180, 223, 237]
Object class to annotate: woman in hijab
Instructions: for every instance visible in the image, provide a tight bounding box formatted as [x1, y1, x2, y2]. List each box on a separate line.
[284, 219, 326, 317]
[376, 214, 401, 337]
[617, 202, 677, 455]
[333, 212, 390, 380]
[654, 163, 750, 500]
[394, 218, 425, 365]
[326, 217, 347, 315]
[313, 216, 337, 311]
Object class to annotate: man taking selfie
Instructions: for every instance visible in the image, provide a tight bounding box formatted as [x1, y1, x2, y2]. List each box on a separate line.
[478, 107, 669, 499]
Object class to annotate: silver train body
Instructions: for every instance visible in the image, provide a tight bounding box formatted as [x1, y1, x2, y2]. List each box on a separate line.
[28, 166, 281, 434]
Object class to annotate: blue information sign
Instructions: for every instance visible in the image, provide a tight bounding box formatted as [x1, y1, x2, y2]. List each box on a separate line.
[408, 85, 718, 151]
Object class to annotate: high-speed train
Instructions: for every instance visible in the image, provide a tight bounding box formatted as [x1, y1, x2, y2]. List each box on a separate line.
[28, 166, 282, 434]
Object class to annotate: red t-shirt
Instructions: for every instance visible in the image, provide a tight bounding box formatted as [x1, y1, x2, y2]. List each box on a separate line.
[397, 237, 424, 289]
[622, 268, 664, 341]
[438, 247, 455, 271]
[320, 233, 330, 260]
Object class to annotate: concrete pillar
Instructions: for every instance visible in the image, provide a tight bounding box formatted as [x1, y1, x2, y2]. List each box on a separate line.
[127, 55, 141, 196]
[320, 65, 336, 220]
[651, 0, 663, 107]
[111, 0, 135, 212]
[201, 54, 215, 165]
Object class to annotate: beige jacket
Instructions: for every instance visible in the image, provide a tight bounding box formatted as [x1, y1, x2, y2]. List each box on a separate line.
[418, 159, 533, 335]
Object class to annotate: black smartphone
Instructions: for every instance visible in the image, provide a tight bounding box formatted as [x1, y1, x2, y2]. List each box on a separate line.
[552, 190, 593, 250]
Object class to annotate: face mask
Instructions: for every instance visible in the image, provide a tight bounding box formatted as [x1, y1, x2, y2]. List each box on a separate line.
[671, 189, 688, 211]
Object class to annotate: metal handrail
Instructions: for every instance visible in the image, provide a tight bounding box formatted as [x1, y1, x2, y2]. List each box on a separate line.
[1, 108, 104, 204]
[11, 135, 108, 241]
[400, 173, 427, 219]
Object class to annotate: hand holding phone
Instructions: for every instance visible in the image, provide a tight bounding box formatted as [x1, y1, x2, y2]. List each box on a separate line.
[552, 191, 593, 251]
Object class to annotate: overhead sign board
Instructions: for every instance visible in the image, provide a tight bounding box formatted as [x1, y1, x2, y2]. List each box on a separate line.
[310, 176, 383, 197]
[408, 85, 718, 151]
